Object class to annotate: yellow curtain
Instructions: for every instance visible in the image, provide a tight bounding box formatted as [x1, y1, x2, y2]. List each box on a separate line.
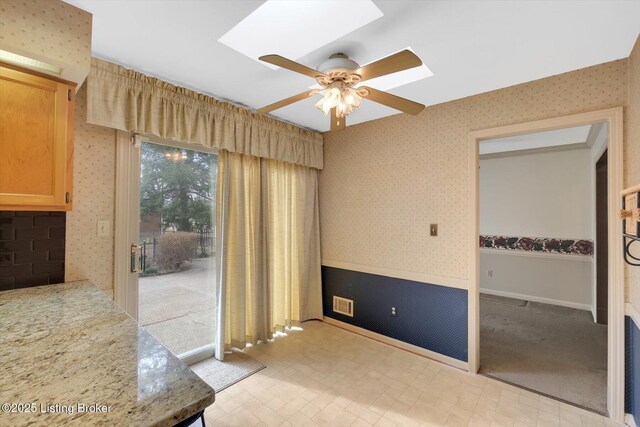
[83, 58, 324, 358]
[215, 151, 322, 358]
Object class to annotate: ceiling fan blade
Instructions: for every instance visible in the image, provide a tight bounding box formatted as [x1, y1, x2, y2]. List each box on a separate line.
[256, 90, 317, 114]
[259, 54, 327, 79]
[330, 108, 346, 131]
[354, 50, 422, 82]
[361, 86, 425, 115]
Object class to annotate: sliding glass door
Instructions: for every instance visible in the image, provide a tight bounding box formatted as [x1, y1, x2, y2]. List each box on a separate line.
[136, 139, 218, 360]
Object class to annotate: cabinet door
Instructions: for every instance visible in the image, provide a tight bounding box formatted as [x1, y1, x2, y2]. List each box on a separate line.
[0, 65, 74, 210]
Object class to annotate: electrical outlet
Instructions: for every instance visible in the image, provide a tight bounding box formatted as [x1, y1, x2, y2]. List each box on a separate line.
[391, 306, 397, 317]
[430, 224, 438, 236]
[487, 270, 493, 278]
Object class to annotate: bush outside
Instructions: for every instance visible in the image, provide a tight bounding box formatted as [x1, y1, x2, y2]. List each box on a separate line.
[157, 232, 198, 272]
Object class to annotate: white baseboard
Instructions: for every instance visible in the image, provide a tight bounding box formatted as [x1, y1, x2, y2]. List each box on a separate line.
[322, 316, 469, 371]
[626, 413, 638, 427]
[480, 288, 592, 312]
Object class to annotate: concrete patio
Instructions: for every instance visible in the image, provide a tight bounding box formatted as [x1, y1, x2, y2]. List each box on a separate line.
[138, 257, 216, 356]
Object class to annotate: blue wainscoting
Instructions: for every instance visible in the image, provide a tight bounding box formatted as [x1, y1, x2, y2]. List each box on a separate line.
[626, 315, 640, 425]
[321, 266, 468, 362]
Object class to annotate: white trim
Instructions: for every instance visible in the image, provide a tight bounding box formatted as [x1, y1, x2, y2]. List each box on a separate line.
[468, 124, 480, 375]
[468, 107, 625, 423]
[626, 302, 640, 328]
[179, 344, 216, 366]
[322, 316, 469, 371]
[626, 414, 638, 427]
[114, 134, 218, 320]
[480, 288, 592, 311]
[113, 130, 139, 319]
[137, 132, 219, 155]
[321, 259, 468, 290]
[607, 107, 625, 423]
[215, 151, 229, 361]
[113, 131, 127, 311]
[480, 247, 593, 262]
[591, 149, 597, 323]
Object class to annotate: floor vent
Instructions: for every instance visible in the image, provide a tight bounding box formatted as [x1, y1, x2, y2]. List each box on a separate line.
[333, 296, 354, 317]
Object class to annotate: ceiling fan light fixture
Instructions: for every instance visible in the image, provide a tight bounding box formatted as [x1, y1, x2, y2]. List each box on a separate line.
[257, 49, 425, 129]
[314, 86, 363, 118]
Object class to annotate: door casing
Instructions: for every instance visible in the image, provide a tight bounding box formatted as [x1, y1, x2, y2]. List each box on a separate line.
[114, 131, 218, 364]
[467, 107, 625, 421]
[114, 130, 140, 318]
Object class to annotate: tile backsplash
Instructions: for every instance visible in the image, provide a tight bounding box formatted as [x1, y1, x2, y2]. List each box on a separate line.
[0, 212, 65, 291]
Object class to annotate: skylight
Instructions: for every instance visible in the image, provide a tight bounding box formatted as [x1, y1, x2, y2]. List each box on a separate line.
[218, 0, 384, 69]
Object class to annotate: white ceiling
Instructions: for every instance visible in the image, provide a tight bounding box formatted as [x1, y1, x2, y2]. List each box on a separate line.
[64, 0, 640, 132]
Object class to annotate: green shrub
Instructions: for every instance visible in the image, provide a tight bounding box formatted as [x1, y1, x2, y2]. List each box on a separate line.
[157, 232, 198, 271]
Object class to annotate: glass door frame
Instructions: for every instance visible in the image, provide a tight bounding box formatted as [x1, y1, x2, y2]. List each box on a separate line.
[114, 131, 218, 365]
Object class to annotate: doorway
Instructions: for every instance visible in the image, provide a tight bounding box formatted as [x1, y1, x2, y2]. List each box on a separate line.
[467, 108, 625, 421]
[477, 123, 608, 413]
[114, 132, 219, 363]
[137, 140, 218, 358]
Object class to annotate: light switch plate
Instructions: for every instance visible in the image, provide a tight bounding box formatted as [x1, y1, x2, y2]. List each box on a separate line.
[430, 224, 438, 236]
[97, 220, 110, 237]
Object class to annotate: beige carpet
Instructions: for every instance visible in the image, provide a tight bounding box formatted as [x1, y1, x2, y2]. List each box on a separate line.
[190, 351, 265, 392]
[480, 294, 607, 414]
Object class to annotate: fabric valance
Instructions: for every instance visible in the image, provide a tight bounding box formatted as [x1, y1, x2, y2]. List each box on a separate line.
[86, 58, 324, 169]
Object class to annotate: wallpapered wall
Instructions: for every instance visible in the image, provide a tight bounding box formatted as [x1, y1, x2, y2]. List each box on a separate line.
[65, 85, 117, 298]
[0, 0, 91, 86]
[626, 38, 640, 313]
[61, 38, 639, 306]
[320, 59, 629, 289]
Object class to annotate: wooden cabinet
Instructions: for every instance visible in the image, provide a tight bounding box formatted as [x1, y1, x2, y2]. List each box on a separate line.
[0, 64, 75, 211]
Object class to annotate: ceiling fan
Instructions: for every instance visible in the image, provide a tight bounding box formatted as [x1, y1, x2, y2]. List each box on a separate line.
[256, 50, 426, 131]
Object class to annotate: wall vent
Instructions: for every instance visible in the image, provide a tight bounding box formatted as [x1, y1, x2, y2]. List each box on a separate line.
[333, 296, 354, 317]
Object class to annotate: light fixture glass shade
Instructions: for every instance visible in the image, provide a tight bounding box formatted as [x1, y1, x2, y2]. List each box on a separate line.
[315, 86, 363, 118]
[164, 151, 187, 161]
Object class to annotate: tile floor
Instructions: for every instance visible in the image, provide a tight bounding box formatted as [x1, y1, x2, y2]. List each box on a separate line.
[204, 321, 619, 427]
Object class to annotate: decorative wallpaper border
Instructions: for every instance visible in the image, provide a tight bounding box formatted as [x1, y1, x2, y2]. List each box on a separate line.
[480, 235, 594, 256]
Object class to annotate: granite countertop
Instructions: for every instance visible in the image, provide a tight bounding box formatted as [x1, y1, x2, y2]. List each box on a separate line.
[0, 281, 215, 426]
